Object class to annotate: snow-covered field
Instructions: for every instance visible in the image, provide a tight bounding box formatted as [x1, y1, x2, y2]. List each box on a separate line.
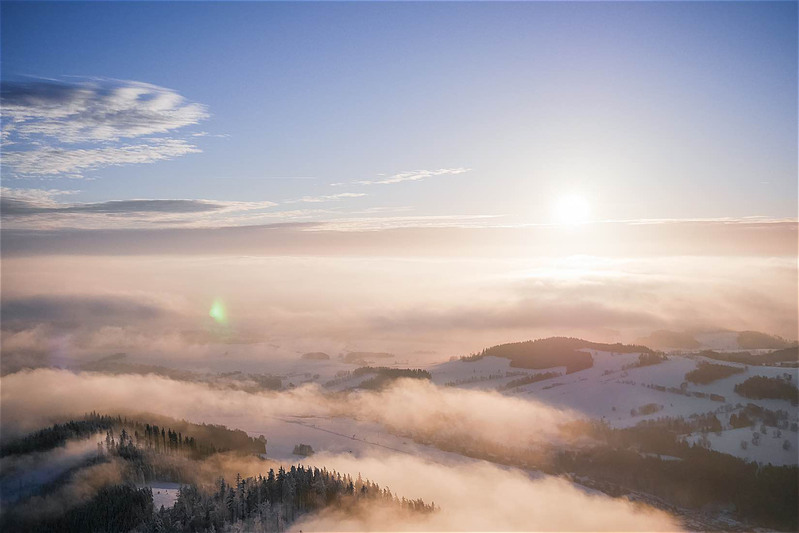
[265, 348, 799, 466]
[426, 356, 564, 390]
[241, 414, 483, 468]
[147, 481, 182, 509]
[685, 427, 797, 466]
[132, 342, 797, 468]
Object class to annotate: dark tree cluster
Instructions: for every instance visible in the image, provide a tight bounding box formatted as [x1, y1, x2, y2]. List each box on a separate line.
[735, 376, 799, 405]
[462, 337, 651, 373]
[641, 381, 725, 402]
[684, 362, 745, 385]
[736, 331, 794, 350]
[622, 352, 669, 370]
[351, 366, 431, 390]
[292, 443, 315, 456]
[730, 403, 794, 430]
[1, 413, 267, 467]
[3, 464, 437, 533]
[149, 466, 435, 532]
[553, 445, 797, 531]
[5, 484, 154, 533]
[0, 412, 119, 456]
[497, 371, 561, 391]
[1, 414, 435, 533]
[700, 347, 799, 366]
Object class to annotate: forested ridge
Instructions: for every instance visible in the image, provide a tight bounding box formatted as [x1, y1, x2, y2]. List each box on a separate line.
[1, 414, 435, 533]
[462, 337, 653, 373]
[1, 412, 266, 459]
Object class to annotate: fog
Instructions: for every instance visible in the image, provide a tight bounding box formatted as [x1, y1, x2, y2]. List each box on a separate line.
[0, 369, 579, 450]
[0, 222, 793, 531]
[0, 435, 104, 503]
[0, 369, 682, 531]
[2, 252, 796, 374]
[292, 451, 681, 531]
[6, 459, 125, 520]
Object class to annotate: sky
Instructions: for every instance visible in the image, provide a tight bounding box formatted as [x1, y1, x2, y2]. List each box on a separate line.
[1, 1, 797, 364]
[1, 1, 796, 228]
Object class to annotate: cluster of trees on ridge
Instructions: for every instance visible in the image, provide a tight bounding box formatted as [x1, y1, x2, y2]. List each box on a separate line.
[1, 414, 435, 533]
[461, 337, 653, 373]
[1, 412, 266, 460]
[351, 366, 431, 390]
[735, 375, 798, 405]
[684, 361, 745, 385]
[700, 347, 799, 366]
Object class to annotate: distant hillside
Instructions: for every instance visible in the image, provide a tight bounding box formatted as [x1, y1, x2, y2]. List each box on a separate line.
[737, 331, 795, 349]
[80, 355, 282, 391]
[700, 347, 798, 366]
[351, 366, 431, 389]
[465, 337, 652, 373]
[343, 351, 394, 364]
[301, 352, 330, 360]
[637, 330, 701, 349]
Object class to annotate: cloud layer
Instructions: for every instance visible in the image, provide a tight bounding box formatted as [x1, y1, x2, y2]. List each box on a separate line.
[1, 252, 795, 369]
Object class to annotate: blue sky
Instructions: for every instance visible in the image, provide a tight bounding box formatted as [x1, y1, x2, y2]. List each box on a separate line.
[1, 1, 796, 228]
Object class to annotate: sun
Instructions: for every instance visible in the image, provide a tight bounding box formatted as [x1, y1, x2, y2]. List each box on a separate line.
[552, 194, 591, 225]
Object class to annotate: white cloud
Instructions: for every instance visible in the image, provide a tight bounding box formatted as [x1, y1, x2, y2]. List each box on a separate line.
[1, 79, 208, 178]
[2, 139, 200, 177]
[2, 80, 208, 143]
[332, 168, 471, 186]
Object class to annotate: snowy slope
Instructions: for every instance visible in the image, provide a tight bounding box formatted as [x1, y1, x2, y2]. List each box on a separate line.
[685, 427, 797, 466]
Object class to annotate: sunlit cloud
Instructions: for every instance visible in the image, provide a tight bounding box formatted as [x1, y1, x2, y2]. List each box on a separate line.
[296, 452, 681, 532]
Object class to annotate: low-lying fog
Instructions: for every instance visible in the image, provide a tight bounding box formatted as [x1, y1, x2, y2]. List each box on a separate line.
[2, 252, 796, 374]
[0, 369, 681, 531]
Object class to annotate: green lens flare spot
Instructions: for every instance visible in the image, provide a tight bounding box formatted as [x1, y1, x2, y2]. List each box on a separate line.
[209, 300, 227, 324]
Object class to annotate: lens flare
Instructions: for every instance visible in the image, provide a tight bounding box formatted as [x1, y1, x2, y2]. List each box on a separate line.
[209, 299, 227, 324]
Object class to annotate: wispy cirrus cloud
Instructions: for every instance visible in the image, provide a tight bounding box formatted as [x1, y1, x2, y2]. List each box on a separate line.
[1, 79, 208, 178]
[331, 167, 471, 186]
[283, 192, 367, 204]
[0, 187, 276, 229]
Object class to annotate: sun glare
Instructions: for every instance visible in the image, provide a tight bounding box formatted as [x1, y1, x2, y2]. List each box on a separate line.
[552, 195, 591, 225]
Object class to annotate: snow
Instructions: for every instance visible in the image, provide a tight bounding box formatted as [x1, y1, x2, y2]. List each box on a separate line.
[241, 414, 479, 467]
[692, 331, 742, 351]
[685, 427, 797, 466]
[147, 481, 182, 509]
[145, 346, 798, 469]
[425, 356, 560, 391]
[487, 350, 799, 433]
